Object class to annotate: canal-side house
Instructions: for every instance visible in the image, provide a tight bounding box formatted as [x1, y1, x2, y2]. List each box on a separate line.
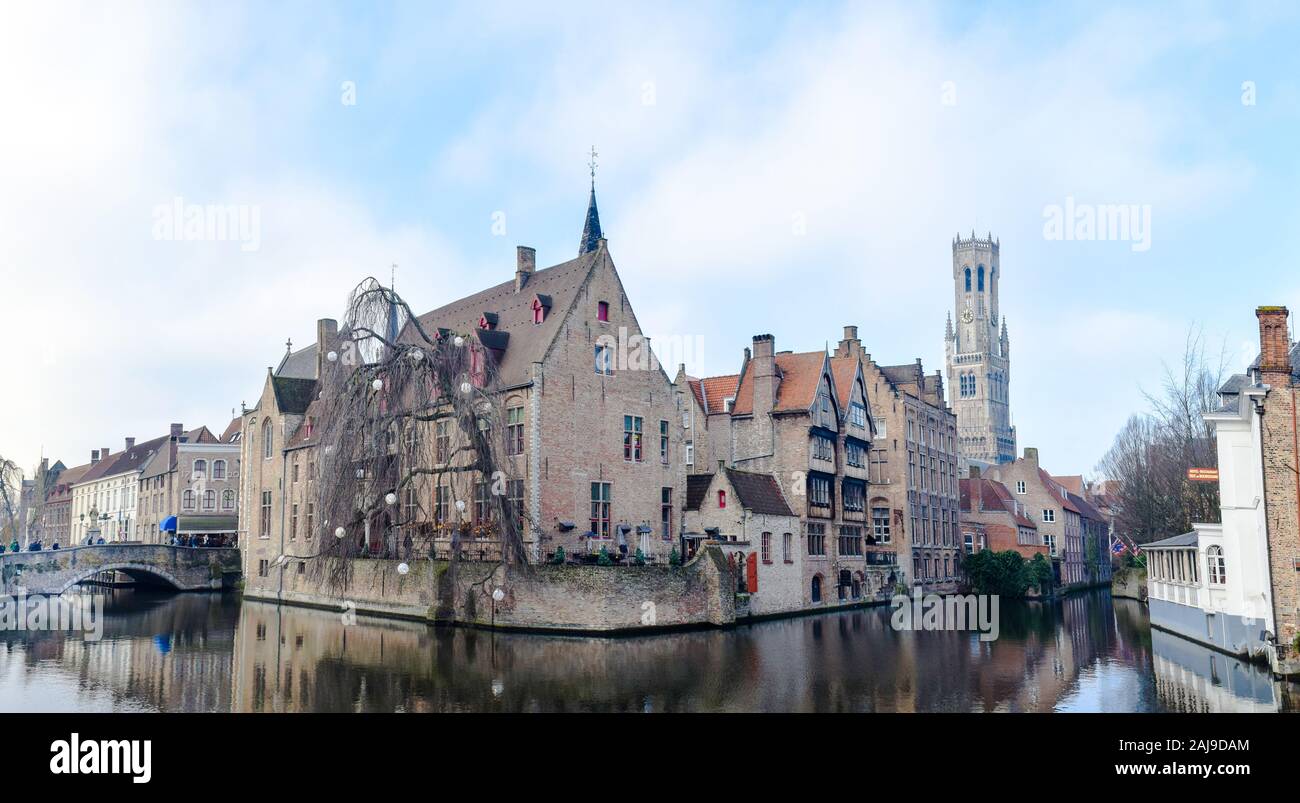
[958, 471, 1045, 559]
[43, 459, 92, 548]
[850, 332, 959, 591]
[241, 187, 690, 601]
[682, 330, 894, 607]
[1144, 310, 1280, 660]
[986, 449, 1086, 588]
[71, 434, 191, 544]
[684, 466, 802, 616]
[136, 424, 237, 544]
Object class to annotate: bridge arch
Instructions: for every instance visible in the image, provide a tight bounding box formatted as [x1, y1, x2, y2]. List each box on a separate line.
[53, 562, 189, 595]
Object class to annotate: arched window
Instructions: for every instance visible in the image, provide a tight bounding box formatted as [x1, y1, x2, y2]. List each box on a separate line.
[262, 418, 273, 459]
[964, 267, 971, 292]
[203, 490, 216, 510]
[213, 459, 226, 480]
[193, 459, 207, 479]
[1207, 545, 1226, 584]
[811, 575, 823, 603]
[977, 265, 985, 291]
[718, 489, 727, 509]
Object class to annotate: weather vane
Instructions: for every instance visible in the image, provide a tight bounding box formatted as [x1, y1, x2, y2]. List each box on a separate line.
[588, 145, 598, 183]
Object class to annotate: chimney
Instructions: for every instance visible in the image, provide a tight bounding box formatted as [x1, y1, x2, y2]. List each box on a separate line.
[969, 465, 981, 479]
[316, 318, 339, 378]
[752, 334, 777, 416]
[170, 423, 183, 440]
[101, 447, 111, 461]
[1256, 306, 1291, 379]
[124, 437, 135, 450]
[91, 449, 100, 464]
[1023, 447, 1039, 465]
[515, 246, 536, 292]
[836, 325, 861, 358]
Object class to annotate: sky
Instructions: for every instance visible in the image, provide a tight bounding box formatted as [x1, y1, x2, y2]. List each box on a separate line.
[3, 0, 1300, 479]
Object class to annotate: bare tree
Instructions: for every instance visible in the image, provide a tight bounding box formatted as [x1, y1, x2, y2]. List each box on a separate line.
[0, 456, 21, 547]
[307, 278, 531, 610]
[1096, 326, 1228, 543]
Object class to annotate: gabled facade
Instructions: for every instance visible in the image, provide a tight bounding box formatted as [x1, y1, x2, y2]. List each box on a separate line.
[849, 330, 959, 591]
[959, 472, 1045, 559]
[684, 466, 802, 615]
[679, 330, 900, 607]
[137, 424, 239, 544]
[240, 189, 688, 600]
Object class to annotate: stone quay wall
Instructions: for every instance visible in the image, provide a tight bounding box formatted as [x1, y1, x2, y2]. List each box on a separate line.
[246, 544, 736, 633]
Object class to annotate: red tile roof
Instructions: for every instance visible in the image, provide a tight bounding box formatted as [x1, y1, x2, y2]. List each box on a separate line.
[731, 351, 827, 416]
[829, 356, 859, 409]
[696, 374, 740, 414]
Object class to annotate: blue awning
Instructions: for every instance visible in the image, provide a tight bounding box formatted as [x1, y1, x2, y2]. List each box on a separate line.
[160, 515, 178, 532]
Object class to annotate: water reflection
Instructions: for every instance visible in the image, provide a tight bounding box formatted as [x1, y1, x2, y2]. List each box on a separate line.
[0, 588, 1294, 712]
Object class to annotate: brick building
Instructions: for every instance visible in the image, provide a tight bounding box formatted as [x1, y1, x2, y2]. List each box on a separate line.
[680, 328, 900, 607]
[850, 331, 960, 591]
[137, 424, 239, 544]
[240, 186, 688, 598]
[959, 471, 1044, 559]
[684, 466, 802, 615]
[1251, 306, 1300, 655]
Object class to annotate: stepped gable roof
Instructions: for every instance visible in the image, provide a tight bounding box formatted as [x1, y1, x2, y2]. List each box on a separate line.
[731, 351, 828, 416]
[409, 248, 602, 389]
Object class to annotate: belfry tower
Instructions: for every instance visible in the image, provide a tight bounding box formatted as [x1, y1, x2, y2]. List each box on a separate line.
[945, 232, 1016, 467]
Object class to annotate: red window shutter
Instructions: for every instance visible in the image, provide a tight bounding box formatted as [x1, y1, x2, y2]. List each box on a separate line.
[746, 552, 759, 593]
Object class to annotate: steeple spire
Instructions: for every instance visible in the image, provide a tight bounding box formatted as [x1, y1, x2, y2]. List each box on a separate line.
[579, 146, 603, 255]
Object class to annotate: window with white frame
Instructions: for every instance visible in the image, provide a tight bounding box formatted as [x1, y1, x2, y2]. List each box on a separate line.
[1042, 509, 1055, 523]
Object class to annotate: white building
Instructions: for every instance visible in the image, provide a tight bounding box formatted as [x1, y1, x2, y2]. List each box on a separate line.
[1146, 375, 1274, 657]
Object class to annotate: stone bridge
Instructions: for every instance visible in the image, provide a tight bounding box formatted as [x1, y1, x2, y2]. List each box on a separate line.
[0, 544, 241, 595]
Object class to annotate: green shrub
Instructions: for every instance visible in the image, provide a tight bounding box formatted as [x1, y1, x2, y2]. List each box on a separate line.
[633, 548, 646, 566]
[551, 546, 566, 565]
[597, 546, 613, 566]
[669, 548, 681, 567]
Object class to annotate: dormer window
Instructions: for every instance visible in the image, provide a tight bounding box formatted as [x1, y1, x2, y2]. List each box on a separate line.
[533, 299, 545, 324]
[597, 301, 609, 322]
[478, 312, 498, 330]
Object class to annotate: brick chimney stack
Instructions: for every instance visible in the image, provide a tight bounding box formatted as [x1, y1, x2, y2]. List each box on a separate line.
[1023, 447, 1039, 466]
[515, 246, 536, 292]
[752, 334, 777, 416]
[835, 325, 861, 358]
[1256, 306, 1291, 380]
[125, 437, 135, 450]
[316, 318, 339, 378]
[101, 447, 111, 461]
[170, 423, 183, 440]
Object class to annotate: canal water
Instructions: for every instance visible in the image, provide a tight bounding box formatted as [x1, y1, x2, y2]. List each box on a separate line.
[0, 588, 1294, 712]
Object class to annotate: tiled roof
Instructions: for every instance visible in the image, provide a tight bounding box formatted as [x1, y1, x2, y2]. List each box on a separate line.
[960, 477, 1036, 528]
[277, 345, 317, 380]
[686, 474, 713, 511]
[221, 416, 243, 443]
[1038, 468, 1080, 513]
[1067, 491, 1106, 523]
[696, 374, 740, 414]
[1052, 475, 1084, 495]
[724, 468, 795, 516]
[829, 356, 859, 409]
[409, 248, 602, 389]
[731, 351, 828, 416]
[272, 376, 317, 416]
